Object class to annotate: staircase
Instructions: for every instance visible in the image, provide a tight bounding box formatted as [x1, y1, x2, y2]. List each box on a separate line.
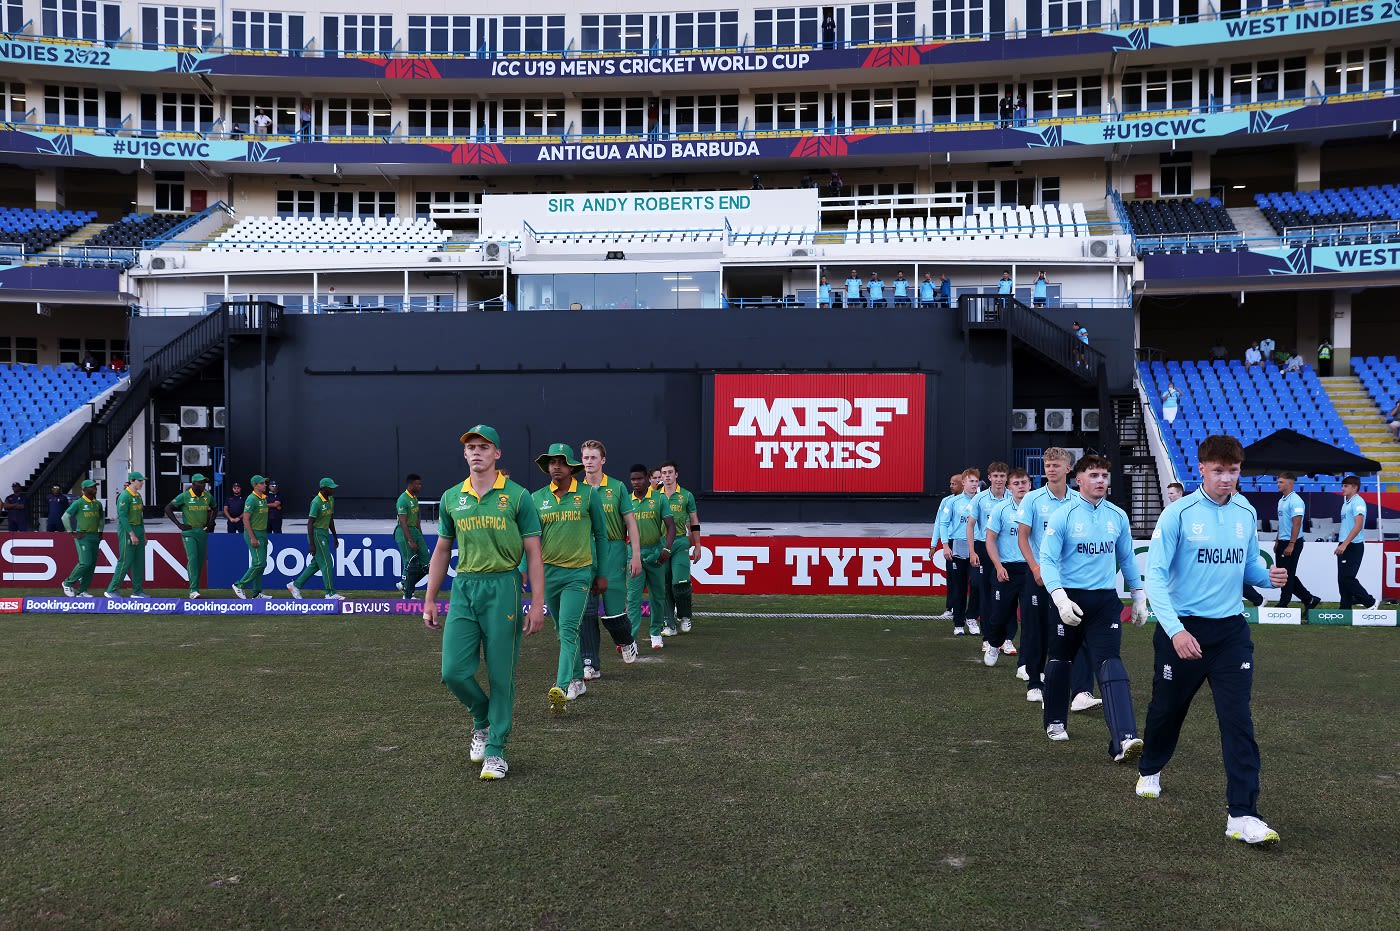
[1322, 375, 1400, 491]
[52, 221, 111, 252]
[1227, 206, 1276, 241]
[1113, 393, 1164, 536]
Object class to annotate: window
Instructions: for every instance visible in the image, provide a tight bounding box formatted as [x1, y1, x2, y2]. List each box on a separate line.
[674, 11, 739, 50]
[854, 181, 916, 199]
[1042, 0, 1103, 31]
[1, 83, 25, 123]
[847, 3, 916, 43]
[580, 97, 647, 135]
[230, 95, 299, 134]
[407, 99, 473, 136]
[848, 86, 917, 126]
[3, 0, 22, 33]
[930, 82, 999, 122]
[754, 91, 820, 130]
[1028, 75, 1101, 119]
[1039, 177, 1061, 203]
[0, 337, 40, 365]
[43, 84, 121, 128]
[1324, 47, 1390, 96]
[231, 11, 304, 53]
[408, 15, 472, 53]
[1160, 152, 1192, 197]
[154, 171, 184, 212]
[275, 189, 316, 217]
[57, 337, 123, 365]
[499, 98, 566, 136]
[1126, 0, 1198, 20]
[580, 13, 647, 52]
[140, 91, 214, 132]
[930, 0, 989, 39]
[1121, 68, 1196, 112]
[500, 15, 564, 53]
[673, 94, 740, 133]
[754, 7, 821, 47]
[415, 191, 481, 219]
[323, 97, 391, 136]
[316, 191, 396, 218]
[322, 14, 392, 55]
[140, 6, 216, 49]
[42, 0, 120, 42]
[1226, 57, 1305, 105]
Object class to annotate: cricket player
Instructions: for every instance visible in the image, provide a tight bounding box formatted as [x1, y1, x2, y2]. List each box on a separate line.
[659, 461, 700, 635]
[1140, 435, 1289, 845]
[423, 424, 544, 781]
[164, 472, 216, 597]
[1270, 471, 1319, 610]
[289, 478, 342, 600]
[532, 443, 610, 711]
[59, 479, 103, 597]
[940, 469, 981, 637]
[628, 464, 678, 650]
[928, 473, 964, 621]
[1039, 454, 1148, 762]
[233, 475, 271, 599]
[395, 473, 429, 599]
[1335, 475, 1375, 610]
[105, 470, 148, 599]
[967, 462, 1012, 652]
[578, 440, 641, 678]
[981, 468, 1032, 668]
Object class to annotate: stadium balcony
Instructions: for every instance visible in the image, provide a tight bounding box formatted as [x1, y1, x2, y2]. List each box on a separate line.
[0, 364, 125, 458]
[0, 208, 98, 257]
[840, 204, 1089, 244]
[206, 216, 452, 254]
[1115, 194, 1243, 254]
[1139, 359, 1363, 493]
[1256, 186, 1400, 247]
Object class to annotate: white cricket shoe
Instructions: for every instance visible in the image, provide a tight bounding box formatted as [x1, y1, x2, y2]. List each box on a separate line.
[130, 593, 150, 600]
[469, 729, 489, 764]
[1114, 737, 1145, 764]
[661, 626, 677, 637]
[934, 610, 953, 620]
[1071, 691, 1103, 712]
[479, 756, 509, 780]
[78, 593, 95, 599]
[953, 626, 966, 637]
[679, 618, 692, 633]
[101, 590, 120, 599]
[621, 642, 638, 664]
[583, 665, 601, 682]
[1226, 815, 1280, 845]
[1026, 688, 1043, 703]
[1136, 773, 1161, 799]
[565, 679, 587, 701]
[62, 583, 75, 597]
[982, 643, 1000, 667]
[1015, 665, 1030, 681]
[189, 591, 202, 599]
[231, 583, 247, 600]
[256, 593, 273, 600]
[1001, 640, 1017, 655]
[1046, 723, 1069, 741]
[966, 620, 981, 636]
[325, 593, 346, 601]
[287, 582, 303, 599]
[547, 686, 568, 714]
[650, 635, 664, 650]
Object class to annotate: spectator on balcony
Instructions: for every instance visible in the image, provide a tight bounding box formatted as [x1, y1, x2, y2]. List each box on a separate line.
[891, 271, 910, 307]
[751, 173, 765, 191]
[4, 483, 28, 532]
[1244, 343, 1263, 368]
[1259, 335, 1276, 364]
[1032, 270, 1048, 307]
[1284, 352, 1304, 375]
[818, 275, 833, 308]
[109, 356, 126, 372]
[939, 273, 952, 308]
[47, 485, 68, 532]
[844, 269, 863, 308]
[919, 272, 936, 307]
[1072, 320, 1089, 368]
[828, 170, 843, 198]
[998, 93, 1014, 128]
[822, 14, 837, 49]
[81, 354, 97, 374]
[1161, 382, 1182, 424]
[1015, 94, 1027, 127]
[299, 105, 313, 140]
[867, 271, 886, 308]
[1210, 338, 1228, 362]
[996, 270, 1013, 308]
[254, 109, 272, 134]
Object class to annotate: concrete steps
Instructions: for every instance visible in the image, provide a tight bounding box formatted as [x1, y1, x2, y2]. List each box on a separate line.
[53, 221, 110, 251]
[1227, 206, 1275, 240]
[1321, 376, 1400, 486]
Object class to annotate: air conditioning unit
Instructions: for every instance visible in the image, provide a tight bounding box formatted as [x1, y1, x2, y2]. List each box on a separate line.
[1011, 408, 1037, 432]
[149, 253, 185, 270]
[482, 241, 506, 262]
[181, 444, 210, 466]
[1044, 408, 1074, 431]
[1081, 408, 1101, 431]
[157, 423, 182, 444]
[211, 406, 226, 429]
[791, 247, 822, 257]
[180, 406, 208, 428]
[1084, 238, 1117, 258]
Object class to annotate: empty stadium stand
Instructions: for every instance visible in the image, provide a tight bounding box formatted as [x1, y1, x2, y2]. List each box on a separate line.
[0, 208, 98, 256]
[207, 216, 451, 253]
[0, 364, 124, 458]
[1256, 186, 1400, 244]
[87, 213, 191, 250]
[841, 203, 1086, 244]
[1122, 197, 1240, 252]
[1140, 359, 1360, 491]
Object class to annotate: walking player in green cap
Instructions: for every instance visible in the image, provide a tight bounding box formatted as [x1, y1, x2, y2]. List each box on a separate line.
[233, 475, 271, 599]
[578, 439, 642, 678]
[533, 442, 610, 712]
[627, 464, 678, 650]
[659, 460, 701, 635]
[395, 473, 429, 599]
[60, 480, 104, 597]
[289, 478, 342, 600]
[423, 424, 544, 781]
[105, 471, 149, 598]
[165, 473, 216, 597]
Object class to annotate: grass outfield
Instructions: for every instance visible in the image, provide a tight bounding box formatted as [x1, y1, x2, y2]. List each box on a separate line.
[2, 592, 1397, 930]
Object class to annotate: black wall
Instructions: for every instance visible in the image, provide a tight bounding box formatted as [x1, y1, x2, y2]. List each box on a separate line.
[131, 307, 1136, 520]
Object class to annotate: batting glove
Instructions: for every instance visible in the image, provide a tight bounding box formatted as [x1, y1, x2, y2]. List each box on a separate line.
[1051, 588, 1083, 627]
[1130, 590, 1149, 626]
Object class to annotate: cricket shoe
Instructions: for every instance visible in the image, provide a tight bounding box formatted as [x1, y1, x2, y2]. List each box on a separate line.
[583, 665, 601, 682]
[101, 590, 121, 599]
[130, 593, 150, 599]
[621, 642, 638, 664]
[934, 610, 953, 620]
[1015, 665, 1029, 681]
[189, 591, 202, 599]
[953, 626, 966, 637]
[62, 583, 74, 596]
[1001, 641, 1017, 655]
[661, 626, 677, 637]
[287, 582, 304, 599]
[479, 756, 509, 780]
[78, 593, 95, 599]
[325, 593, 346, 601]
[1135, 773, 1161, 799]
[1226, 815, 1280, 846]
[256, 594, 273, 600]
[469, 729, 489, 765]
[1046, 723, 1069, 741]
[982, 643, 1000, 667]
[679, 618, 692, 633]
[1071, 692, 1103, 712]
[1114, 737, 1145, 764]
[547, 687, 568, 714]
[231, 583, 247, 600]
[966, 620, 981, 636]
[1026, 688, 1043, 703]
[650, 635, 664, 650]
[565, 679, 587, 701]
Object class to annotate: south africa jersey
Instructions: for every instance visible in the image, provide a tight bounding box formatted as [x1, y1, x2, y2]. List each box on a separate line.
[63, 496, 104, 533]
[532, 478, 608, 569]
[169, 488, 212, 530]
[244, 492, 268, 532]
[631, 486, 669, 547]
[587, 475, 633, 542]
[308, 492, 334, 530]
[396, 491, 420, 529]
[437, 473, 540, 574]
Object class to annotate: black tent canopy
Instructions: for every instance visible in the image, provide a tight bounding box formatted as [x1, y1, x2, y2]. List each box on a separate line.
[1239, 429, 1382, 476]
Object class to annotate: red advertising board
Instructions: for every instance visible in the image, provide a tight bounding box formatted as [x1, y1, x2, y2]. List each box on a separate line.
[1, 533, 195, 589]
[691, 535, 945, 595]
[1385, 541, 1400, 602]
[712, 373, 926, 493]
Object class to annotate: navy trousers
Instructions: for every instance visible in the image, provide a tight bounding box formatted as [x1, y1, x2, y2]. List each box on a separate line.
[1140, 616, 1262, 818]
[1337, 542, 1373, 609]
[947, 554, 971, 625]
[1025, 581, 1096, 697]
[985, 562, 1032, 649]
[973, 541, 994, 633]
[1043, 589, 1128, 739]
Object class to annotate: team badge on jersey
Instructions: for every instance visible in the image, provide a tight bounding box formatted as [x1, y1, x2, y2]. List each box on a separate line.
[1235, 522, 1245, 539]
[573, 495, 582, 506]
[459, 496, 473, 509]
[1191, 523, 1204, 535]
[498, 494, 510, 510]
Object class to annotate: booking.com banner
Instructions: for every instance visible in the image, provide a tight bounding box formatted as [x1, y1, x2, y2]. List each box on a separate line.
[711, 373, 927, 493]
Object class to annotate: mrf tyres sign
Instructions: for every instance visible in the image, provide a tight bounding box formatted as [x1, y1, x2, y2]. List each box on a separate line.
[712, 373, 926, 493]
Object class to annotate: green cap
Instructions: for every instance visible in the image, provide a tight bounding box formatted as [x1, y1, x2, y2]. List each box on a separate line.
[190, 473, 208, 483]
[250, 474, 267, 486]
[535, 442, 583, 475]
[459, 423, 501, 447]
[81, 479, 98, 489]
[127, 470, 146, 481]
[318, 477, 338, 489]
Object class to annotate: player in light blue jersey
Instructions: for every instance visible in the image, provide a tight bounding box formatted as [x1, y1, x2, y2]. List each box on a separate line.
[982, 469, 1032, 668]
[867, 271, 885, 307]
[1140, 435, 1289, 846]
[1335, 474, 1374, 609]
[967, 461, 1013, 654]
[1265, 471, 1319, 610]
[928, 473, 964, 622]
[940, 469, 982, 637]
[1039, 454, 1147, 762]
[844, 269, 863, 307]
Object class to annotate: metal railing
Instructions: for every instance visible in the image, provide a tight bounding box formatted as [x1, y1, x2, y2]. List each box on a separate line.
[961, 294, 1103, 385]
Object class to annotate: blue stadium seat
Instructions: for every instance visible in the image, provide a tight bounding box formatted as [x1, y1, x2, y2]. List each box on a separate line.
[0, 363, 124, 457]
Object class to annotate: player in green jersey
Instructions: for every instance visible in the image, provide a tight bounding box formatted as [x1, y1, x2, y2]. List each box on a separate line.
[423, 424, 545, 782]
[659, 461, 701, 635]
[60, 479, 104, 597]
[289, 478, 342, 600]
[105, 470, 149, 598]
[628, 465, 678, 650]
[395, 473, 429, 599]
[578, 439, 641, 679]
[532, 443, 610, 712]
[233, 475, 271, 599]
[164, 472, 216, 597]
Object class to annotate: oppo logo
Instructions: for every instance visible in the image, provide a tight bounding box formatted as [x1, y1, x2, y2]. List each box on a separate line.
[1313, 612, 1346, 621]
[1263, 611, 1292, 620]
